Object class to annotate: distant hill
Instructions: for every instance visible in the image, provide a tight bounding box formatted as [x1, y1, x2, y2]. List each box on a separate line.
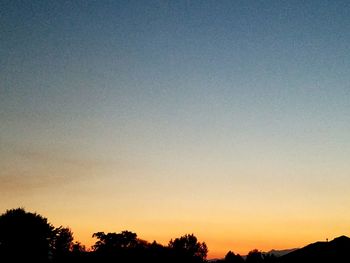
[279, 236, 350, 263]
[265, 248, 298, 257]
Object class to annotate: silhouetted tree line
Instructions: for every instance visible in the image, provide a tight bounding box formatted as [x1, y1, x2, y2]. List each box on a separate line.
[2, 208, 349, 263]
[0, 208, 209, 263]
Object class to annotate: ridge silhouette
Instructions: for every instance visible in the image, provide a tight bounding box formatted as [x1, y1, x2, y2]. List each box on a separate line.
[278, 235, 350, 263]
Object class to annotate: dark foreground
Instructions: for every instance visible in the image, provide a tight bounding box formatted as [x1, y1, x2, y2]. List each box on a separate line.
[1, 208, 349, 263]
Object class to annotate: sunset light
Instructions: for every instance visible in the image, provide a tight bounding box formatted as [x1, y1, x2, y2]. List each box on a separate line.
[1, 1, 350, 261]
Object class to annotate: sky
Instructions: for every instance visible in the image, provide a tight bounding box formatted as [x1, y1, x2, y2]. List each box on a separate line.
[1, 0, 350, 258]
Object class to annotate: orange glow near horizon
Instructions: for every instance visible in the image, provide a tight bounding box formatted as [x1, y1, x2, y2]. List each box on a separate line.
[47, 217, 350, 259]
[2, 153, 350, 259]
[24, 200, 349, 259]
[1, 151, 350, 259]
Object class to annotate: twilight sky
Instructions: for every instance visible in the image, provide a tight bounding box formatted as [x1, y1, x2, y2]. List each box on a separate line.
[1, 0, 350, 258]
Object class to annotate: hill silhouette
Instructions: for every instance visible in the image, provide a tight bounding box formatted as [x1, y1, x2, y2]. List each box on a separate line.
[279, 236, 350, 263]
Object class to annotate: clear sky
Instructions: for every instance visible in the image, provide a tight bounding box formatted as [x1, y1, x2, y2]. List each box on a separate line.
[1, 0, 350, 258]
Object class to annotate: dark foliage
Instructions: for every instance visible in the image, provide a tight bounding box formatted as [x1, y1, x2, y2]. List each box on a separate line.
[224, 250, 245, 263]
[1, 208, 350, 263]
[246, 249, 264, 263]
[52, 227, 74, 262]
[168, 233, 208, 263]
[0, 208, 55, 263]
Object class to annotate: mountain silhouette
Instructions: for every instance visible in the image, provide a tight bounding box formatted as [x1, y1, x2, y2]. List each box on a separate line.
[279, 235, 350, 263]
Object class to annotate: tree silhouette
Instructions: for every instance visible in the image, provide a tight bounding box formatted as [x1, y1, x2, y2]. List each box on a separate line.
[169, 233, 208, 262]
[0, 208, 55, 263]
[246, 249, 264, 263]
[92, 230, 138, 252]
[70, 242, 89, 263]
[52, 227, 74, 262]
[224, 250, 245, 263]
[92, 230, 148, 262]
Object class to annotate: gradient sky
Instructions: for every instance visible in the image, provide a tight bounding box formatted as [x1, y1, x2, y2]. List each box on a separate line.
[1, 0, 350, 258]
